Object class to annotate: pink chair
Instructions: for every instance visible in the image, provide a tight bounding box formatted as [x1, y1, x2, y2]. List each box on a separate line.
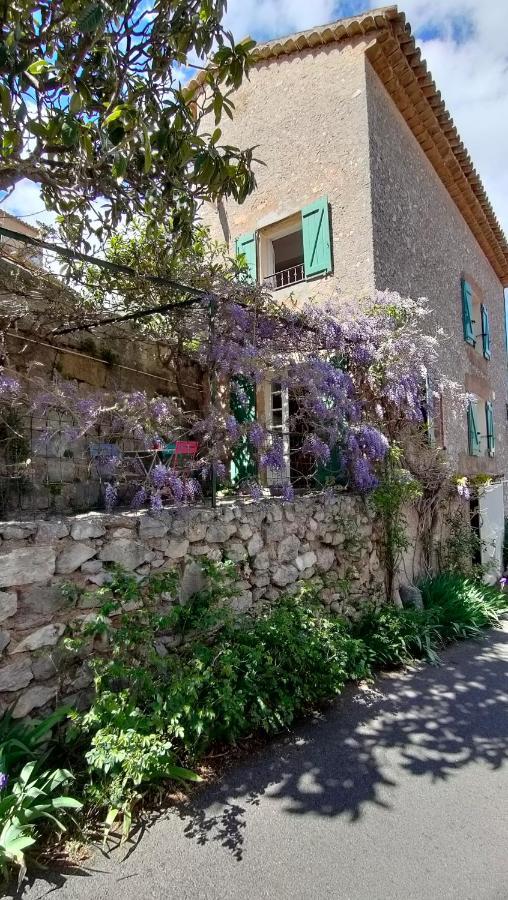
[168, 441, 198, 476]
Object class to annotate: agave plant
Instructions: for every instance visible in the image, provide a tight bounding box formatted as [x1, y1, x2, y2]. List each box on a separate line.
[0, 761, 82, 885]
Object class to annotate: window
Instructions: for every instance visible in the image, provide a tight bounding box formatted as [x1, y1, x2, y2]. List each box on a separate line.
[260, 217, 305, 290]
[262, 380, 290, 485]
[424, 372, 445, 449]
[235, 196, 332, 290]
[461, 278, 491, 359]
[467, 396, 495, 457]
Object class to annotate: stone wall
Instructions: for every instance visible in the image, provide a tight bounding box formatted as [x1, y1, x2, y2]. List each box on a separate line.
[365, 58, 508, 483]
[0, 492, 383, 717]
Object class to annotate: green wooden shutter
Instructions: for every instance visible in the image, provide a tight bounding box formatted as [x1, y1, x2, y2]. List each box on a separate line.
[230, 376, 257, 486]
[485, 400, 495, 456]
[235, 232, 257, 282]
[467, 400, 481, 456]
[481, 304, 491, 359]
[302, 197, 332, 278]
[461, 279, 475, 345]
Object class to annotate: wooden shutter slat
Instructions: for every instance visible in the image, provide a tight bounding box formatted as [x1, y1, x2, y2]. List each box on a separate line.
[461, 279, 475, 345]
[481, 304, 491, 359]
[235, 232, 257, 282]
[302, 197, 332, 278]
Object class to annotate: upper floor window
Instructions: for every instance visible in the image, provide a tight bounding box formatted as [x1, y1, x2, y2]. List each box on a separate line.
[467, 397, 495, 457]
[462, 278, 491, 360]
[235, 196, 332, 289]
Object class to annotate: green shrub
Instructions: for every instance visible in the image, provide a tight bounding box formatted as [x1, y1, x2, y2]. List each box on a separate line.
[420, 572, 508, 642]
[350, 605, 440, 666]
[0, 711, 81, 885]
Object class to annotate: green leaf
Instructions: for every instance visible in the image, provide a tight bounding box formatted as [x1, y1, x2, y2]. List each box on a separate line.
[112, 154, 128, 179]
[26, 59, 52, 76]
[0, 82, 11, 118]
[142, 123, 152, 174]
[69, 93, 83, 114]
[104, 106, 125, 125]
[77, 3, 105, 34]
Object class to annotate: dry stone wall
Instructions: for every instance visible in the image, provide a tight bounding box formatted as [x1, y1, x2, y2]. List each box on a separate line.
[0, 492, 384, 718]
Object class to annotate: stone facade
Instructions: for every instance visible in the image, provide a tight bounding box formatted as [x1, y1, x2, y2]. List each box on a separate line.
[199, 36, 508, 489]
[200, 37, 376, 303]
[0, 494, 384, 717]
[365, 59, 508, 479]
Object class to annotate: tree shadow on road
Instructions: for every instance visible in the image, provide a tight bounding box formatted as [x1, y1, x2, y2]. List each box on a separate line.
[173, 628, 508, 860]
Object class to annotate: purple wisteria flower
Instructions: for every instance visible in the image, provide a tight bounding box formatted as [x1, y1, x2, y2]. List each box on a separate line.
[248, 422, 265, 449]
[247, 482, 263, 500]
[351, 456, 379, 492]
[226, 415, 241, 442]
[150, 490, 163, 513]
[131, 488, 147, 509]
[260, 439, 286, 471]
[168, 473, 185, 503]
[0, 373, 21, 396]
[282, 484, 295, 502]
[104, 483, 118, 512]
[301, 434, 331, 464]
[152, 463, 168, 489]
[0, 772, 8, 791]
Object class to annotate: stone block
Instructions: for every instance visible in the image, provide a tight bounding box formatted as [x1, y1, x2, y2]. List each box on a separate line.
[0, 631, 10, 655]
[253, 551, 270, 571]
[271, 564, 299, 587]
[225, 541, 248, 563]
[316, 548, 335, 572]
[56, 541, 97, 574]
[138, 515, 169, 539]
[237, 523, 253, 540]
[0, 547, 56, 588]
[205, 523, 237, 543]
[295, 551, 317, 572]
[247, 533, 263, 556]
[13, 683, 58, 719]
[264, 522, 285, 543]
[81, 560, 103, 575]
[187, 523, 207, 542]
[164, 539, 189, 560]
[277, 534, 301, 563]
[0, 591, 17, 622]
[12, 623, 65, 654]
[36, 520, 70, 543]
[0, 658, 33, 692]
[99, 538, 150, 570]
[180, 561, 207, 603]
[70, 514, 107, 541]
[0, 522, 36, 541]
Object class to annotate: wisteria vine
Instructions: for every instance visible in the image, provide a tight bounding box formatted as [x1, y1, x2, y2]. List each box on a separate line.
[0, 288, 438, 511]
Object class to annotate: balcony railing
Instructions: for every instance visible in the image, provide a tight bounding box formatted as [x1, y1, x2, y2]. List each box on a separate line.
[263, 263, 305, 291]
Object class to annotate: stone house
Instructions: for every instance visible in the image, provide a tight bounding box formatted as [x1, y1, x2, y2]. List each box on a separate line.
[196, 5, 508, 574]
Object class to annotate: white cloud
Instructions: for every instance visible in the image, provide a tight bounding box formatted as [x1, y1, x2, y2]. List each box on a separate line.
[0, 179, 56, 229]
[223, 0, 337, 41]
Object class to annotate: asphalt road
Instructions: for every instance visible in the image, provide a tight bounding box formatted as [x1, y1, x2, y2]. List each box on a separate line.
[18, 623, 508, 900]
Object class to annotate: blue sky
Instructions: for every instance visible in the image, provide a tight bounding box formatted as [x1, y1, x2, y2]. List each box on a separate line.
[3, 1, 508, 238]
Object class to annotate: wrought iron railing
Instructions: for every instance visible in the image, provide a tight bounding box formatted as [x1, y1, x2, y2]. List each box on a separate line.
[263, 263, 305, 291]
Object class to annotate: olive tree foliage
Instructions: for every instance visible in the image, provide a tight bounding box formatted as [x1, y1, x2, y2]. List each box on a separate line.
[0, 0, 257, 248]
